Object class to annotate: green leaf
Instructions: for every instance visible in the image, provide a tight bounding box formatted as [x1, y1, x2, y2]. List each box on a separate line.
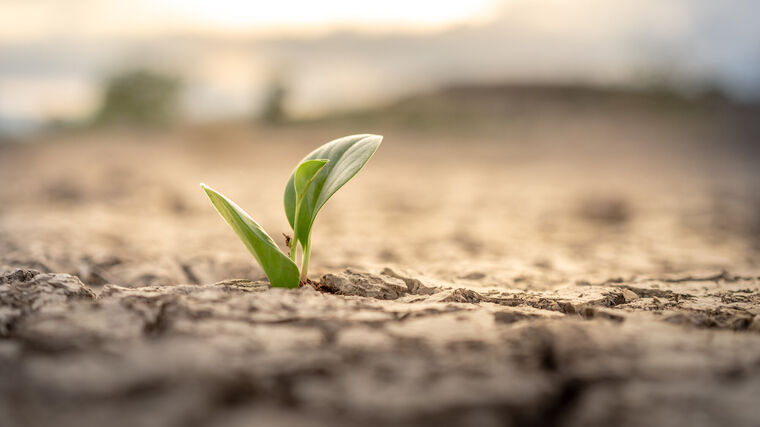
[284, 134, 382, 248]
[294, 159, 329, 202]
[201, 183, 300, 288]
[290, 159, 329, 259]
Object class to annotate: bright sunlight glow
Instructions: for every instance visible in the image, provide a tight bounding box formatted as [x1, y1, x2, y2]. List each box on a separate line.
[155, 0, 500, 30]
[0, 0, 503, 42]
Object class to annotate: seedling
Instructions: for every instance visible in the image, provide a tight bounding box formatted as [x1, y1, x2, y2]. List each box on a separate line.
[201, 134, 382, 288]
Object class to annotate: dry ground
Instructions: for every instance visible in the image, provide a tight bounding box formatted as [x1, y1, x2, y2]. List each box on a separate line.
[1, 111, 759, 426]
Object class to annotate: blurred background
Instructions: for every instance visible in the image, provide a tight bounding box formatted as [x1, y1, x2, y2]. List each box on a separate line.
[2, 0, 760, 134]
[0, 0, 758, 287]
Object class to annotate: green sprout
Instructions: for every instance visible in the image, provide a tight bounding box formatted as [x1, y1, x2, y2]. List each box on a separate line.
[201, 134, 382, 288]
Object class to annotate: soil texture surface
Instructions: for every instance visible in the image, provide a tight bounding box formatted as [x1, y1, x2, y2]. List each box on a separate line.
[1, 124, 759, 426]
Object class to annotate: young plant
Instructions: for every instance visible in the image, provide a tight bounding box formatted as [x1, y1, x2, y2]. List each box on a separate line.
[201, 134, 382, 288]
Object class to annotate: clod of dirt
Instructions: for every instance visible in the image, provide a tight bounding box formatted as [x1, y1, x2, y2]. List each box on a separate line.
[1, 269, 96, 304]
[380, 268, 438, 295]
[0, 269, 95, 334]
[429, 287, 484, 303]
[621, 289, 639, 302]
[319, 270, 409, 299]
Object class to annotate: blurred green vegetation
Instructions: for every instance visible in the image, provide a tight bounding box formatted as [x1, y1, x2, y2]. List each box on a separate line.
[94, 70, 182, 128]
[258, 76, 288, 125]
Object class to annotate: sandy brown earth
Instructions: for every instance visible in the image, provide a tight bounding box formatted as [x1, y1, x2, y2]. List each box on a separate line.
[1, 118, 759, 426]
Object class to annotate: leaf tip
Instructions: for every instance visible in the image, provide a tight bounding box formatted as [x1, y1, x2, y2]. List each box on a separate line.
[200, 183, 217, 198]
[364, 134, 383, 148]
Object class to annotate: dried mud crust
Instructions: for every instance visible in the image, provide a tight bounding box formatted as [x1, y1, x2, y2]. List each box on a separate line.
[2, 268, 760, 427]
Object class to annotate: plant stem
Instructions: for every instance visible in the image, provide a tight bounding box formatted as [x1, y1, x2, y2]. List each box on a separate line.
[290, 202, 300, 263]
[289, 236, 298, 262]
[300, 238, 311, 282]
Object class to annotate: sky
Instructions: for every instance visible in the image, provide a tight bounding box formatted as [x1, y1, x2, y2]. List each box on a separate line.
[1, 0, 759, 133]
[0, 0, 501, 41]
